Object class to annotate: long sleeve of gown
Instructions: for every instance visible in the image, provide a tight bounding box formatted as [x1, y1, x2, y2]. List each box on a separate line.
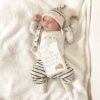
[64, 20, 80, 44]
[29, 21, 39, 35]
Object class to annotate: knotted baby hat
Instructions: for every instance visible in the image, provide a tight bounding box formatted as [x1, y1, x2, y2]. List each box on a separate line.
[42, 5, 66, 29]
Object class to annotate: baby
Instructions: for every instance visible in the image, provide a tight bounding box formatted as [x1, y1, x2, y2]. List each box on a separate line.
[30, 6, 79, 95]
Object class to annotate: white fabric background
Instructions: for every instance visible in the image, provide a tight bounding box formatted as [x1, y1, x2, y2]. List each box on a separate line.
[90, 0, 100, 100]
[0, 0, 92, 100]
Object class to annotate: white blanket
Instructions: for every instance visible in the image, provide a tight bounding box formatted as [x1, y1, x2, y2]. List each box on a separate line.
[0, 0, 92, 100]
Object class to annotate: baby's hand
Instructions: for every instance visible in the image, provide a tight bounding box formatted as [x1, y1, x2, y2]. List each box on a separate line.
[33, 14, 42, 22]
[70, 16, 79, 21]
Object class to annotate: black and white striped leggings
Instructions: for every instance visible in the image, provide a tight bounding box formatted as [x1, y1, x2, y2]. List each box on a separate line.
[31, 59, 74, 84]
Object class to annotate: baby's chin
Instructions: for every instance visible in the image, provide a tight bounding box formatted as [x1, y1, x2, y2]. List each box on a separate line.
[43, 27, 52, 32]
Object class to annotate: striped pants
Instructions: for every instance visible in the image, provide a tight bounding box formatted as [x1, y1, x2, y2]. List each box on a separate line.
[31, 59, 74, 84]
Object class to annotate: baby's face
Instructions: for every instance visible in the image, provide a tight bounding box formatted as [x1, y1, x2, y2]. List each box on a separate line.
[42, 16, 61, 31]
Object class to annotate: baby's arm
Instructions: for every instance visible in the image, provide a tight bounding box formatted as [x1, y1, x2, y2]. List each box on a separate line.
[30, 14, 42, 52]
[65, 16, 79, 43]
[70, 16, 80, 34]
[30, 14, 42, 34]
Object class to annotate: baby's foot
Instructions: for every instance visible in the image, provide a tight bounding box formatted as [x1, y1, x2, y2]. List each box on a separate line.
[38, 82, 48, 93]
[66, 91, 74, 99]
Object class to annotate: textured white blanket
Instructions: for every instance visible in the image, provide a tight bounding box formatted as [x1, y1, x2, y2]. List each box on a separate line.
[0, 0, 92, 100]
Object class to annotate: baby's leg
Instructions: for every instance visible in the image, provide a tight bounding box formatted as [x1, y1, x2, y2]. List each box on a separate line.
[60, 79, 74, 98]
[53, 63, 74, 95]
[31, 59, 48, 93]
[61, 65, 74, 88]
[60, 65, 74, 97]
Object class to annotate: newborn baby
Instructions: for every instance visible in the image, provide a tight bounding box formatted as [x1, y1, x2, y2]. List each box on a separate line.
[30, 6, 79, 96]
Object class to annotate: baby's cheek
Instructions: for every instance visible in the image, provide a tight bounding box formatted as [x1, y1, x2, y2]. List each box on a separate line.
[52, 25, 60, 30]
[47, 24, 53, 29]
[51, 24, 57, 28]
